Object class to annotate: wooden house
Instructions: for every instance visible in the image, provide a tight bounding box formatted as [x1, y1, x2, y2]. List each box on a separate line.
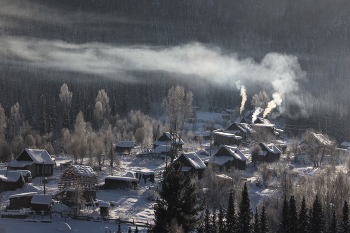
[8, 192, 37, 210]
[58, 165, 97, 202]
[252, 142, 281, 163]
[153, 132, 184, 150]
[226, 122, 256, 140]
[213, 131, 242, 146]
[252, 117, 284, 137]
[207, 145, 247, 170]
[31, 194, 53, 212]
[7, 149, 55, 178]
[105, 172, 138, 189]
[0, 170, 29, 192]
[176, 152, 207, 179]
[115, 141, 134, 155]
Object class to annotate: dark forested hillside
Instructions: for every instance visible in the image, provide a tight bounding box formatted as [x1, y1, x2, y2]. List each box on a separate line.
[0, 0, 350, 141]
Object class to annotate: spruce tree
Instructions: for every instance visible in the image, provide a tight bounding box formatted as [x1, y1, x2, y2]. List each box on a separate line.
[218, 205, 225, 233]
[298, 196, 309, 233]
[289, 195, 298, 233]
[135, 226, 139, 233]
[226, 191, 237, 233]
[205, 205, 210, 233]
[281, 194, 289, 233]
[237, 183, 251, 233]
[254, 207, 260, 233]
[310, 195, 325, 233]
[212, 206, 218, 233]
[153, 161, 199, 233]
[330, 209, 337, 233]
[128, 227, 132, 233]
[117, 220, 122, 233]
[341, 200, 349, 233]
[260, 205, 269, 233]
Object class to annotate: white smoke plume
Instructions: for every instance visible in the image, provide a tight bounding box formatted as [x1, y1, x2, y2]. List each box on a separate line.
[252, 107, 262, 124]
[240, 86, 247, 115]
[2, 37, 306, 118]
[263, 93, 283, 118]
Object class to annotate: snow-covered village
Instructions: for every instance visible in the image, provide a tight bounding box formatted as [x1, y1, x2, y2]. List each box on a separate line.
[2, 0, 350, 233]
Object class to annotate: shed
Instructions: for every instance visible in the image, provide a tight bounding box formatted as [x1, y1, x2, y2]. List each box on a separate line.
[0, 171, 26, 192]
[115, 141, 134, 155]
[213, 131, 242, 146]
[207, 145, 247, 170]
[99, 202, 110, 216]
[105, 172, 138, 189]
[31, 194, 53, 212]
[8, 192, 37, 209]
[7, 149, 55, 178]
[135, 170, 155, 183]
[153, 132, 184, 150]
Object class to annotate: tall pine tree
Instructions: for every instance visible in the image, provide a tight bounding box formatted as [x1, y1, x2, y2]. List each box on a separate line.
[153, 161, 198, 233]
[281, 194, 289, 233]
[330, 209, 337, 233]
[260, 205, 269, 233]
[226, 191, 237, 233]
[253, 207, 260, 233]
[218, 205, 225, 233]
[298, 196, 309, 233]
[237, 183, 251, 233]
[310, 195, 325, 233]
[341, 200, 349, 233]
[289, 195, 298, 233]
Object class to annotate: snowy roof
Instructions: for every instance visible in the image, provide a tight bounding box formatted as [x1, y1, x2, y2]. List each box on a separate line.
[180, 152, 207, 169]
[9, 192, 37, 199]
[9, 149, 55, 167]
[341, 141, 350, 148]
[260, 142, 281, 154]
[105, 176, 138, 182]
[0, 170, 24, 182]
[153, 132, 184, 146]
[311, 132, 332, 146]
[252, 123, 275, 129]
[71, 165, 97, 177]
[208, 156, 235, 166]
[31, 195, 52, 205]
[99, 202, 110, 207]
[223, 145, 247, 161]
[213, 131, 242, 139]
[255, 117, 272, 124]
[115, 141, 134, 148]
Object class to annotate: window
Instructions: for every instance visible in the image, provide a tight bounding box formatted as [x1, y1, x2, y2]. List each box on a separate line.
[37, 165, 40, 174]
[48, 166, 51, 175]
[45, 166, 48, 174]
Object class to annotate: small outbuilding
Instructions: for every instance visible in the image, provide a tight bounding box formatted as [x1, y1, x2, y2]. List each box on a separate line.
[31, 194, 53, 212]
[153, 132, 184, 150]
[135, 170, 155, 183]
[213, 131, 242, 146]
[252, 142, 281, 163]
[115, 141, 134, 155]
[0, 170, 27, 192]
[8, 192, 37, 209]
[105, 172, 138, 189]
[99, 202, 110, 216]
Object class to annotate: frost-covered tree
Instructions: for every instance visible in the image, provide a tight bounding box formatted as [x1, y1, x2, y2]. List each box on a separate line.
[93, 89, 111, 129]
[8, 102, 23, 139]
[59, 83, 73, 109]
[251, 91, 270, 110]
[162, 86, 193, 137]
[0, 103, 7, 142]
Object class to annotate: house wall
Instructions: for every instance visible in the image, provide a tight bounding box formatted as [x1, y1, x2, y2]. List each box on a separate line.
[9, 196, 33, 209]
[214, 134, 241, 146]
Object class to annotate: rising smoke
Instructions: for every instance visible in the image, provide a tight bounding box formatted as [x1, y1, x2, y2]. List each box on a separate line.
[2, 37, 306, 118]
[263, 93, 283, 118]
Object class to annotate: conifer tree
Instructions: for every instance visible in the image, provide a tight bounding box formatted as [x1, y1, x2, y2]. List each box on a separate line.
[212, 206, 218, 233]
[226, 191, 237, 233]
[253, 207, 260, 233]
[330, 209, 337, 233]
[205, 205, 210, 233]
[281, 195, 289, 233]
[128, 227, 132, 233]
[310, 195, 325, 233]
[260, 205, 269, 233]
[289, 195, 298, 233]
[341, 200, 349, 233]
[153, 161, 199, 233]
[117, 220, 121, 233]
[135, 226, 139, 233]
[218, 205, 225, 233]
[298, 196, 309, 233]
[237, 183, 251, 233]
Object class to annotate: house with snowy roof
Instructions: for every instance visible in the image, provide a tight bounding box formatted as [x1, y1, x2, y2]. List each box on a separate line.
[213, 131, 242, 146]
[226, 122, 256, 140]
[153, 132, 184, 150]
[31, 194, 53, 212]
[176, 152, 207, 179]
[7, 149, 55, 178]
[115, 141, 134, 155]
[252, 117, 284, 137]
[207, 145, 247, 170]
[0, 170, 29, 192]
[105, 172, 138, 189]
[252, 142, 281, 163]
